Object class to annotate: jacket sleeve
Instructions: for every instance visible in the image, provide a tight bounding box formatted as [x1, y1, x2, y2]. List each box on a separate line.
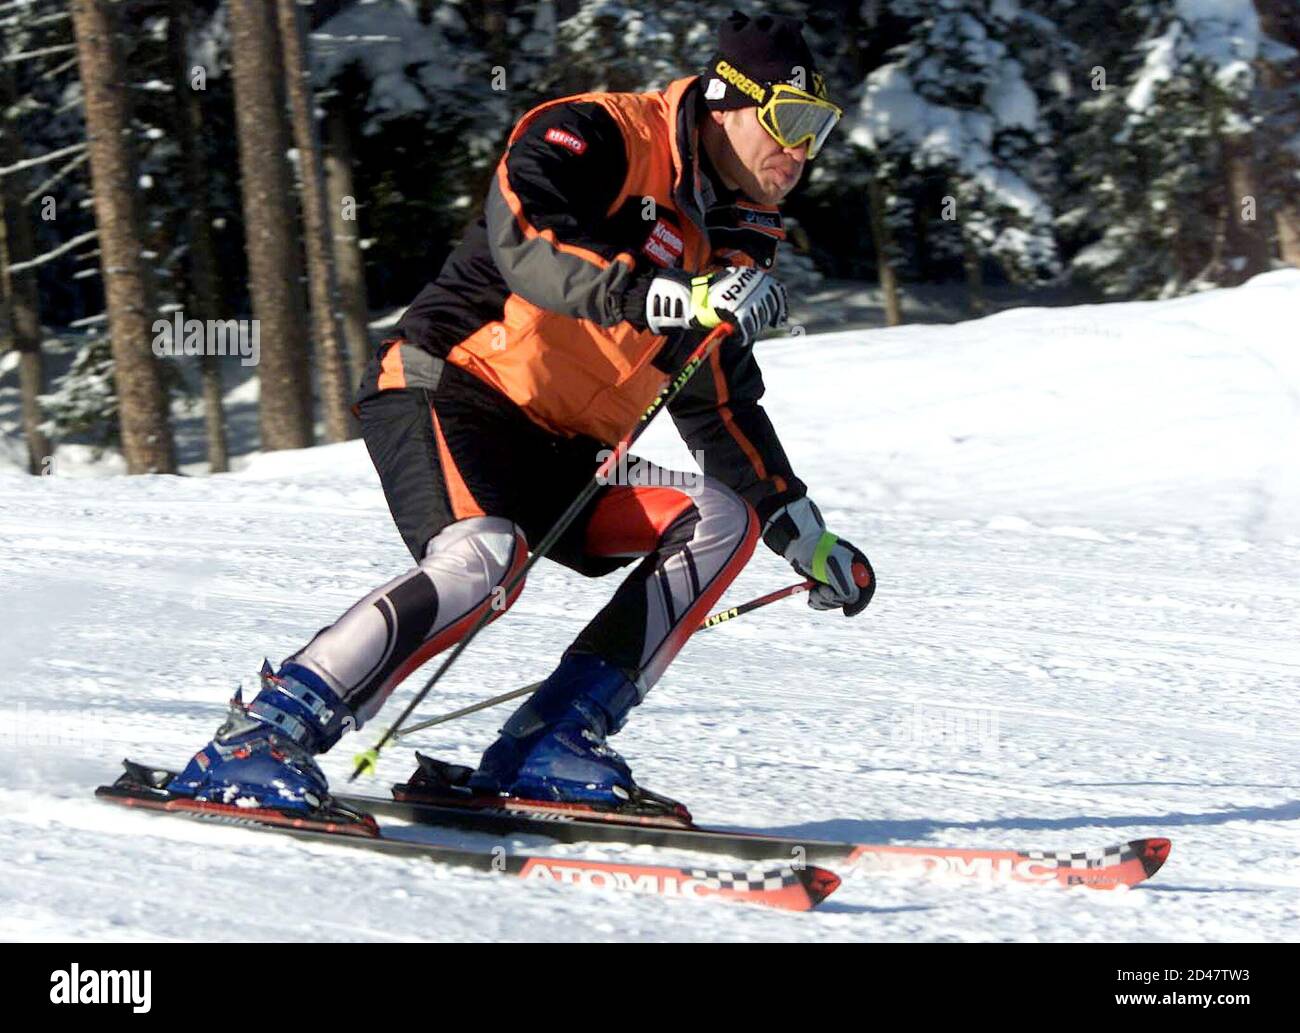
[485, 101, 644, 326]
[668, 340, 807, 525]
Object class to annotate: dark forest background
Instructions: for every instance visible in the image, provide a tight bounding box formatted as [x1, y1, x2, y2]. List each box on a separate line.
[1, 0, 1297, 474]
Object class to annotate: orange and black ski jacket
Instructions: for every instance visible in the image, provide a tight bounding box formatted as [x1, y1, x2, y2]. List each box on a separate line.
[388, 75, 806, 523]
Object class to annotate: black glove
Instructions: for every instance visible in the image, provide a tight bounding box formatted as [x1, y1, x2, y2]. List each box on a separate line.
[762, 497, 875, 617]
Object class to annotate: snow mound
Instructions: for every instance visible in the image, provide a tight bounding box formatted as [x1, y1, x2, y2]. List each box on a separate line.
[637, 269, 1300, 540]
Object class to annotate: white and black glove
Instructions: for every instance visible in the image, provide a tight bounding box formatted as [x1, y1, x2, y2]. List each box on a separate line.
[642, 266, 787, 346]
[763, 496, 875, 617]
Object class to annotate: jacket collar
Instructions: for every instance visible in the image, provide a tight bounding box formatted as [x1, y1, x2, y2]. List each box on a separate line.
[665, 76, 709, 230]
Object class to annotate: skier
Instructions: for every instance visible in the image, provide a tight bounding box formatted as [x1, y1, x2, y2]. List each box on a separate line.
[169, 10, 874, 814]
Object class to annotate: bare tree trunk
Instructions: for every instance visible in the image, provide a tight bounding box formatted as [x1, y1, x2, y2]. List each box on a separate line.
[1171, 203, 1208, 288]
[1201, 78, 1271, 286]
[866, 175, 902, 326]
[1254, 0, 1300, 267]
[69, 0, 175, 474]
[16, 342, 49, 472]
[0, 186, 54, 476]
[169, 0, 228, 473]
[228, 0, 313, 451]
[913, 194, 930, 283]
[1276, 197, 1300, 267]
[0, 63, 52, 474]
[962, 232, 986, 316]
[1220, 130, 1271, 282]
[323, 108, 372, 382]
[276, 0, 354, 443]
[482, 0, 512, 66]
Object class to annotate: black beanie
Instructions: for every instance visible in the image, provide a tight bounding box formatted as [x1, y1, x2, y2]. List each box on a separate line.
[702, 10, 827, 111]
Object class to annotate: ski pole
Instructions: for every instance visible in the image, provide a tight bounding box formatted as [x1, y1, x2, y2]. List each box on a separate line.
[698, 563, 868, 633]
[392, 577, 816, 741]
[393, 681, 543, 741]
[694, 577, 814, 630]
[350, 321, 736, 780]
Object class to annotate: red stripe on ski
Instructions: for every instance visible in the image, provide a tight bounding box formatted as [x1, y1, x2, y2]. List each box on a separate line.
[847, 838, 1170, 889]
[516, 857, 839, 911]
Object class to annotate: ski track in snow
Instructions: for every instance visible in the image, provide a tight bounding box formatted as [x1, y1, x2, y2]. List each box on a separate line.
[2, 272, 1299, 941]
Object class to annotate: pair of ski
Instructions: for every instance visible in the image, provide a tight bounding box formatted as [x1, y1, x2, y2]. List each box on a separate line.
[96, 758, 1170, 912]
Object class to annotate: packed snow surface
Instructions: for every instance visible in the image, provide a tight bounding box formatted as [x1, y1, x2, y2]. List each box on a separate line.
[2, 271, 1298, 941]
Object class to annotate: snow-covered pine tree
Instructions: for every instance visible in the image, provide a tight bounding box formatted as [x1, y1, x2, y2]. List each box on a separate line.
[1253, 0, 1300, 268]
[1011, 0, 1120, 274]
[536, 0, 715, 95]
[1072, 0, 1273, 296]
[308, 0, 506, 306]
[847, 0, 1063, 317]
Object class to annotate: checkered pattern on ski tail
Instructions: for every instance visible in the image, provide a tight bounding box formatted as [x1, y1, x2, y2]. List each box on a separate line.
[1022, 843, 1133, 869]
[690, 866, 802, 892]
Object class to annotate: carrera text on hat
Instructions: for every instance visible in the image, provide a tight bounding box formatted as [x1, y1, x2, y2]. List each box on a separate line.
[713, 58, 768, 104]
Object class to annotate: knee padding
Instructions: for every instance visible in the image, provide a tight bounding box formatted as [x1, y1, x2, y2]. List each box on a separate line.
[421, 516, 527, 591]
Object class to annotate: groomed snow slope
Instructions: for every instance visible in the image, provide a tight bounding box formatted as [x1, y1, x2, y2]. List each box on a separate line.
[1, 270, 1297, 941]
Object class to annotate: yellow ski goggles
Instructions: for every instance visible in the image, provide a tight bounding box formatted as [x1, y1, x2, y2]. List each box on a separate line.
[756, 83, 843, 159]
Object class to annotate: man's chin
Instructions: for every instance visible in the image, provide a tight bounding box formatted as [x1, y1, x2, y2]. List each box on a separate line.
[742, 181, 789, 206]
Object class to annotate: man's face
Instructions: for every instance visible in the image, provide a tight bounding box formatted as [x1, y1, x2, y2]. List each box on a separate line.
[711, 107, 807, 205]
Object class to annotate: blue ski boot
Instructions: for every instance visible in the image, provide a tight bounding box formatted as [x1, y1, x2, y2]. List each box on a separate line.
[167, 661, 352, 814]
[468, 651, 685, 817]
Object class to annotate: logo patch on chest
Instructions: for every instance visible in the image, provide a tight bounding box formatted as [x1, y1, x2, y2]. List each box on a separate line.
[543, 127, 587, 154]
[737, 203, 785, 237]
[641, 219, 685, 268]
